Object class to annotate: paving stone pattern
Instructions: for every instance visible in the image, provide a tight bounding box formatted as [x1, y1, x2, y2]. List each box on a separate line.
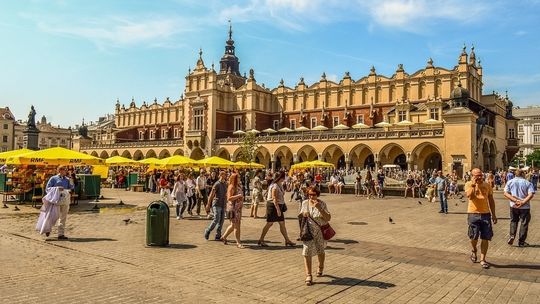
[0, 189, 538, 303]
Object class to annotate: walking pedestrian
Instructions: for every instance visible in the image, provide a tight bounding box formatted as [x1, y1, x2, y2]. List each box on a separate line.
[300, 186, 331, 286]
[221, 173, 245, 248]
[195, 170, 208, 217]
[172, 174, 187, 220]
[465, 168, 498, 269]
[434, 170, 449, 213]
[204, 171, 228, 240]
[251, 170, 264, 218]
[504, 169, 535, 247]
[45, 166, 73, 240]
[257, 171, 296, 247]
[186, 173, 197, 216]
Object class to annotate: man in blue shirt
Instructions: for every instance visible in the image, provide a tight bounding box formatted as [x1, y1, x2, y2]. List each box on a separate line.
[434, 170, 449, 214]
[46, 165, 74, 240]
[504, 169, 535, 247]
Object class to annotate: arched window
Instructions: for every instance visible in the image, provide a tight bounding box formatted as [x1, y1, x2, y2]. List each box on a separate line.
[403, 83, 410, 100]
[435, 79, 442, 98]
[389, 85, 395, 102]
[418, 81, 426, 100]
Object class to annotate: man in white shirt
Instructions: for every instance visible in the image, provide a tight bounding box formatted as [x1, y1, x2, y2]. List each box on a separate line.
[196, 170, 209, 217]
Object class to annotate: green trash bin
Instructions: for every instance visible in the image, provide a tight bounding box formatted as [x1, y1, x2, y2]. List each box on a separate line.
[146, 200, 170, 246]
[127, 173, 138, 189]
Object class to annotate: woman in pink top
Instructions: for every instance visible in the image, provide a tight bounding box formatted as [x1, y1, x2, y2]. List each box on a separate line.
[221, 173, 245, 248]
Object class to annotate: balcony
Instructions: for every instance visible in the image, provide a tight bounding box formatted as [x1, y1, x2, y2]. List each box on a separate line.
[507, 138, 518, 147]
[185, 130, 206, 137]
[215, 128, 444, 145]
[82, 139, 183, 149]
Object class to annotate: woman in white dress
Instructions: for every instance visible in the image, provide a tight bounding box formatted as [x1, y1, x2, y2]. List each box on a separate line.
[300, 186, 331, 286]
[172, 174, 187, 219]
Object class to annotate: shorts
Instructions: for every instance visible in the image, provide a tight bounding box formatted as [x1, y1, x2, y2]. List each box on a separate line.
[467, 213, 493, 241]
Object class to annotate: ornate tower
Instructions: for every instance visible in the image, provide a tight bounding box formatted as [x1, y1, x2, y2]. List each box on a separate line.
[220, 20, 240, 76]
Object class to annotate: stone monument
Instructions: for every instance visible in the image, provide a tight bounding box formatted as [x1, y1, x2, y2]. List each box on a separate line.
[23, 105, 40, 150]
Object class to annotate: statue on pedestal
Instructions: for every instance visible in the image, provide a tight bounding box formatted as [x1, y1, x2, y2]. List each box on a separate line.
[27, 105, 37, 129]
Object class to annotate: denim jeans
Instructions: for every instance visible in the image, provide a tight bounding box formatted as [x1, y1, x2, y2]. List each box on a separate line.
[205, 205, 225, 239]
[438, 190, 448, 212]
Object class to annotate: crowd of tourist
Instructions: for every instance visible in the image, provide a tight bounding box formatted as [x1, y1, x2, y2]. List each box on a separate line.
[36, 163, 536, 285]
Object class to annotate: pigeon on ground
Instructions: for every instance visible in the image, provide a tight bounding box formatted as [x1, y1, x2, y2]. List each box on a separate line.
[455, 203, 459, 206]
[418, 201, 422, 205]
[123, 218, 131, 225]
[13, 206, 20, 211]
[388, 217, 394, 224]
[2, 203, 8, 208]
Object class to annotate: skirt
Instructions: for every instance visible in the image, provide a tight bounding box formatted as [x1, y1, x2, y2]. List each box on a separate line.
[266, 202, 286, 222]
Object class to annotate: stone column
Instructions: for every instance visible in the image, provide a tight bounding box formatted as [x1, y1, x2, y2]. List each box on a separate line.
[293, 153, 299, 164]
[345, 153, 350, 171]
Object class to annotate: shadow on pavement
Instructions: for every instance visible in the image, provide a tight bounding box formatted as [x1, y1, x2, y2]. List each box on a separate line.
[166, 243, 197, 249]
[317, 275, 396, 289]
[328, 239, 359, 245]
[52, 237, 117, 242]
[491, 263, 540, 270]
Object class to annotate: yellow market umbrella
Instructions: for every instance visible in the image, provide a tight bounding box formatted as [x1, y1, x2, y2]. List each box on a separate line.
[195, 156, 235, 168]
[291, 160, 335, 170]
[105, 156, 140, 166]
[309, 160, 335, 168]
[233, 161, 250, 169]
[157, 155, 196, 168]
[248, 162, 265, 169]
[0, 148, 32, 163]
[138, 157, 160, 165]
[6, 147, 104, 166]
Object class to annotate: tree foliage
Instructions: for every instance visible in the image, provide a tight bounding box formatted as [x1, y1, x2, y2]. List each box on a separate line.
[526, 149, 540, 167]
[237, 132, 258, 163]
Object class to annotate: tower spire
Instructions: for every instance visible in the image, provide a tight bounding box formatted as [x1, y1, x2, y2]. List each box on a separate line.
[228, 19, 232, 41]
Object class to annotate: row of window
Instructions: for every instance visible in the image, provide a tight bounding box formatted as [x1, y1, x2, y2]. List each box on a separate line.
[517, 124, 540, 132]
[138, 129, 182, 140]
[232, 110, 441, 132]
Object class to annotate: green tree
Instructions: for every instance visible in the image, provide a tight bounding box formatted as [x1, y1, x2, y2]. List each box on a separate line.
[237, 132, 258, 163]
[526, 149, 540, 167]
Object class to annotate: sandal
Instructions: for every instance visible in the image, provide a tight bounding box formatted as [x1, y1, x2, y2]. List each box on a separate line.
[257, 241, 268, 247]
[285, 241, 296, 247]
[470, 250, 477, 263]
[316, 267, 324, 277]
[480, 261, 490, 269]
[236, 243, 245, 249]
[220, 238, 228, 245]
[305, 274, 313, 286]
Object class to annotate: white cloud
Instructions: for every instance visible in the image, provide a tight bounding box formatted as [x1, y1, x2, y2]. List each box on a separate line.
[32, 15, 193, 50]
[514, 30, 527, 36]
[358, 0, 491, 32]
[216, 0, 493, 33]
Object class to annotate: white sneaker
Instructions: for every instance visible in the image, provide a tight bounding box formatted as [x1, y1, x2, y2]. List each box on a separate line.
[176, 216, 181, 220]
[207, 214, 213, 219]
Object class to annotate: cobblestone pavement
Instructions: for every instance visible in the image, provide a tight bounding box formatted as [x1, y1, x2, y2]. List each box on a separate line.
[0, 189, 538, 303]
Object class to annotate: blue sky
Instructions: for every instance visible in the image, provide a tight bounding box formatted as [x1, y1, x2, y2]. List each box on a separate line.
[1, 0, 539, 127]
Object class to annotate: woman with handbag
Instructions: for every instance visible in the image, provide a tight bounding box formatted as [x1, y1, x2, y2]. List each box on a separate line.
[221, 173, 245, 248]
[300, 186, 332, 286]
[257, 171, 296, 247]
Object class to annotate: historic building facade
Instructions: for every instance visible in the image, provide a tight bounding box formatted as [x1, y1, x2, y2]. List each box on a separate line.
[79, 25, 519, 174]
[514, 106, 540, 156]
[14, 115, 72, 150]
[0, 107, 16, 152]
